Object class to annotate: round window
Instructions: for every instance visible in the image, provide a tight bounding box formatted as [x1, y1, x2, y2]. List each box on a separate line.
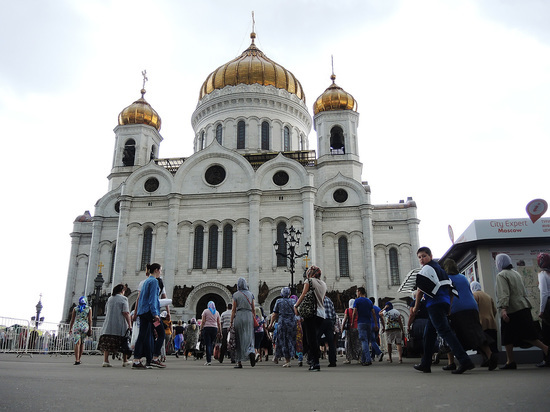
[144, 177, 160, 193]
[333, 189, 348, 203]
[273, 171, 289, 186]
[205, 165, 226, 185]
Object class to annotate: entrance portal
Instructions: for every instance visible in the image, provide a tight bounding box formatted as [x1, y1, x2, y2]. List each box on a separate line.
[195, 293, 227, 320]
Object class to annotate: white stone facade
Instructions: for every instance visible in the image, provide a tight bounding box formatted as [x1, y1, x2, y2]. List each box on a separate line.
[62, 47, 420, 322]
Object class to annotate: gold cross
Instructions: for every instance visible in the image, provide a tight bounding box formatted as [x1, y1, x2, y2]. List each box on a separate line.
[141, 70, 148, 89]
[98, 262, 104, 274]
[303, 255, 311, 268]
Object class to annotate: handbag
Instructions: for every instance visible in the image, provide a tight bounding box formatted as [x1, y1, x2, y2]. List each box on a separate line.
[213, 340, 221, 360]
[120, 328, 133, 356]
[298, 279, 317, 319]
[240, 291, 259, 327]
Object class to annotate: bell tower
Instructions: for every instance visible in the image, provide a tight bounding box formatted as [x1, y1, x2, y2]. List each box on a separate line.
[108, 71, 163, 191]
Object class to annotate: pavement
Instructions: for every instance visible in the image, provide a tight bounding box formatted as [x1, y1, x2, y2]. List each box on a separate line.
[0, 352, 549, 412]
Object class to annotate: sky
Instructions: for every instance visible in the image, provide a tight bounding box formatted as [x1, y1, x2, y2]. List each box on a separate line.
[1, 0, 549, 324]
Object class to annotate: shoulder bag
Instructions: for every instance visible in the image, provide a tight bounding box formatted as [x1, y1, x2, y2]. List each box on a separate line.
[298, 279, 317, 319]
[241, 291, 259, 328]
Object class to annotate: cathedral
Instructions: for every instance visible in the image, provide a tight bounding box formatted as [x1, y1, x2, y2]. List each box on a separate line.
[62, 30, 420, 322]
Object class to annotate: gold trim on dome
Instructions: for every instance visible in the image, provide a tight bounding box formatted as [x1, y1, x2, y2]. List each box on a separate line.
[118, 88, 162, 131]
[313, 74, 357, 115]
[199, 33, 305, 103]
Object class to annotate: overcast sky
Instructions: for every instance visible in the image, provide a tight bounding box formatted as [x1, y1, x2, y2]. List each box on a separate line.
[1, 0, 549, 323]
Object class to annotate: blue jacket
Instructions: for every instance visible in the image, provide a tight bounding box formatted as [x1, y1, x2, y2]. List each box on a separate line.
[137, 276, 160, 317]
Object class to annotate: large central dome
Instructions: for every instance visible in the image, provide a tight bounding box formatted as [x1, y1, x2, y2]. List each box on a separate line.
[199, 33, 305, 103]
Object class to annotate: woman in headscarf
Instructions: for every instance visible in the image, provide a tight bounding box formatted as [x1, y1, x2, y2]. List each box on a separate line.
[294, 266, 327, 371]
[341, 298, 361, 364]
[69, 296, 92, 365]
[470, 281, 499, 360]
[269, 287, 297, 367]
[200, 301, 222, 366]
[495, 253, 549, 368]
[98, 284, 132, 367]
[537, 253, 550, 346]
[253, 307, 265, 362]
[230, 277, 257, 368]
[184, 318, 199, 359]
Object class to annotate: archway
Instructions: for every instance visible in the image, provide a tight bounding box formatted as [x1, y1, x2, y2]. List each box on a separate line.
[195, 293, 227, 320]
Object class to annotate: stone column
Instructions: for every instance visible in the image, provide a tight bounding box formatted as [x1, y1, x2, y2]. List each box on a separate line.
[248, 189, 261, 298]
[163, 195, 181, 299]
[112, 191, 131, 287]
[360, 205, 377, 300]
[85, 216, 104, 295]
[62, 233, 81, 321]
[300, 185, 317, 266]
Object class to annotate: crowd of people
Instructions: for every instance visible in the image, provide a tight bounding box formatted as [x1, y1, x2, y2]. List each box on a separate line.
[70, 249, 550, 373]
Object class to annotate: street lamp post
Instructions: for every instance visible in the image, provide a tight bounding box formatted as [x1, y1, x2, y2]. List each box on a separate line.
[92, 262, 105, 327]
[31, 294, 44, 329]
[273, 225, 311, 296]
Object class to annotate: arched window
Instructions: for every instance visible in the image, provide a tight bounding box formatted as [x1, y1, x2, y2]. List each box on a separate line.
[284, 126, 290, 151]
[216, 124, 223, 144]
[261, 121, 270, 150]
[150, 145, 156, 161]
[338, 236, 350, 277]
[330, 126, 345, 154]
[140, 228, 153, 270]
[277, 222, 287, 267]
[237, 121, 246, 149]
[193, 226, 204, 269]
[109, 245, 116, 284]
[208, 225, 218, 269]
[222, 224, 233, 268]
[122, 139, 136, 166]
[389, 248, 400, 285]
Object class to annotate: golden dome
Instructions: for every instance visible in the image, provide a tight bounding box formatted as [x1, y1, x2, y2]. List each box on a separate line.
[118, 89, 162, 131]
[199, 33, 305, 103]
[313, 74, 357, 115]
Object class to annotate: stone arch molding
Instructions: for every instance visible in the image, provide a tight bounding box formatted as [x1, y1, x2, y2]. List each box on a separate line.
[184, 282, 233, 313]
[263, 286, 289, 312]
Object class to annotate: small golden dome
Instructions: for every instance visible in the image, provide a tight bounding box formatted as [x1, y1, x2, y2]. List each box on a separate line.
[313, 74, 357, 115]
[118, 89, 162, 131]
[199, 33, 306, 103]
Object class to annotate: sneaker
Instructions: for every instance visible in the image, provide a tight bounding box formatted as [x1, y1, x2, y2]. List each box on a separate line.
[150, 359, 166, 368]
[308, 364, 320, 372]
[204, 362, 211, 366]
[377, 353, 384, 362]
[132, 362, 147, 370]
[343, 360, 351, 365]
[122, 361, 132, 367]
[102, 362, 112, 367]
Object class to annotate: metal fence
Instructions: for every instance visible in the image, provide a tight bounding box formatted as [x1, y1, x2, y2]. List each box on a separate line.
[0, 316, 102, 357]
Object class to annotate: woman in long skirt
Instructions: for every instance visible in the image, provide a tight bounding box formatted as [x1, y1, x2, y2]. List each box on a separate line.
[230, 277, 256, 368]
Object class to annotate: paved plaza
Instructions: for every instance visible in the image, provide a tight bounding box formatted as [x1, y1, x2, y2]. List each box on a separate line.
[0, 353, 548, 412]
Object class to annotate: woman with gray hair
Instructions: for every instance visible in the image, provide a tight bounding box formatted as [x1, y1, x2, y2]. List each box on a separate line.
[269, 287, 297, 367]
[495, 253, 549, 368]
[230, 277, 257, 368]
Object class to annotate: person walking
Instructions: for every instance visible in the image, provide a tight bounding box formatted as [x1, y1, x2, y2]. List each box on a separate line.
[380, 302, 404, 363]
[269, 287, 297, 367]
[342, 298, 361, 364]
[412, 247, 475, 374]
[132, 263, 163, 369]
[200, 301, 222, 366]
[230, 277, 257, 368]
[69, 296, 92, 365]
[98, 284, 132, 367]
[537, 253, 550, 346]
[219, 303, 234, 363]
[294, 266, 326, 372]
[353, 287, 382, 366]
[319, 295, 337, 367]
[470, 281, 499, 361]
[495, 253, 549, 369]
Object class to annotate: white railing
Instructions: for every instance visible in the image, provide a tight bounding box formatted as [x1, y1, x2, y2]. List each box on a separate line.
[0, 316, 102, 357]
